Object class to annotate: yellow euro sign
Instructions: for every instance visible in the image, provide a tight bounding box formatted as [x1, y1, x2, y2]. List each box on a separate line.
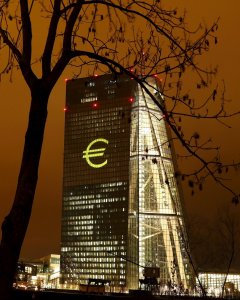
[82, 138, 109, 168]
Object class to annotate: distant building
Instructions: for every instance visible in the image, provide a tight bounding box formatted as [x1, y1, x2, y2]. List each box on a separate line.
[15, 261, 38, 290]
[38, 254, 61, 288]
[199, 272, 240, 297]
[14, 254, 60, 290]
[60, 74, 193, 291]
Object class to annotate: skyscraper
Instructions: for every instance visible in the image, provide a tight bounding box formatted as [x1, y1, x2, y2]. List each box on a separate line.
[61, 74, 193, 291]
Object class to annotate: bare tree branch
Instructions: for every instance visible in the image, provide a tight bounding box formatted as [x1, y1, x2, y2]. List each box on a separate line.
[42, 1, 61, 77]
[19, 0, 32, 66]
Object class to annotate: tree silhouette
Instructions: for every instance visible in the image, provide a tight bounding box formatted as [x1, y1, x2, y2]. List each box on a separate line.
[0, 1, 239, 299]
[216, 206, 240, 298]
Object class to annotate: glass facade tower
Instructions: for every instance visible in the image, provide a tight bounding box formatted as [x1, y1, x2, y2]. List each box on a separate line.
[61, 74, 192, 291]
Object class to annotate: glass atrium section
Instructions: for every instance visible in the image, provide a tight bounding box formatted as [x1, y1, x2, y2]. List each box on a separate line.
[61, 74, 193, 291]
[127, 78, 192, 289]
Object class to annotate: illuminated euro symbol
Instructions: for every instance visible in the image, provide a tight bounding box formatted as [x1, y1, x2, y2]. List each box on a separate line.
[82, 138, 109, 168]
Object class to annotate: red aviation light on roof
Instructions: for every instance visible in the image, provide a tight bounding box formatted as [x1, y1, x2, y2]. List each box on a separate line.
[92, 102, 98, 109]
[152, 74, 163, 82]
[64, 78, 68, 83]
[129, 69, 135, 79]
[129, 97, 134, 103]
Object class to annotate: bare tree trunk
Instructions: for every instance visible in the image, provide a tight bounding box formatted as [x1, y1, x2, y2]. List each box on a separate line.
[221, 237, 235, 298]
[0, 85, 49, 300]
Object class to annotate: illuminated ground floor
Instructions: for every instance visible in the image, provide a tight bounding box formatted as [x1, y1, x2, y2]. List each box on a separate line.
[14, 254, 240, 297]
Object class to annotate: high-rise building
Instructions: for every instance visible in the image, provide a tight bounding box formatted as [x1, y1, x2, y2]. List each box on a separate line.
[61, 74, 193, 291]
